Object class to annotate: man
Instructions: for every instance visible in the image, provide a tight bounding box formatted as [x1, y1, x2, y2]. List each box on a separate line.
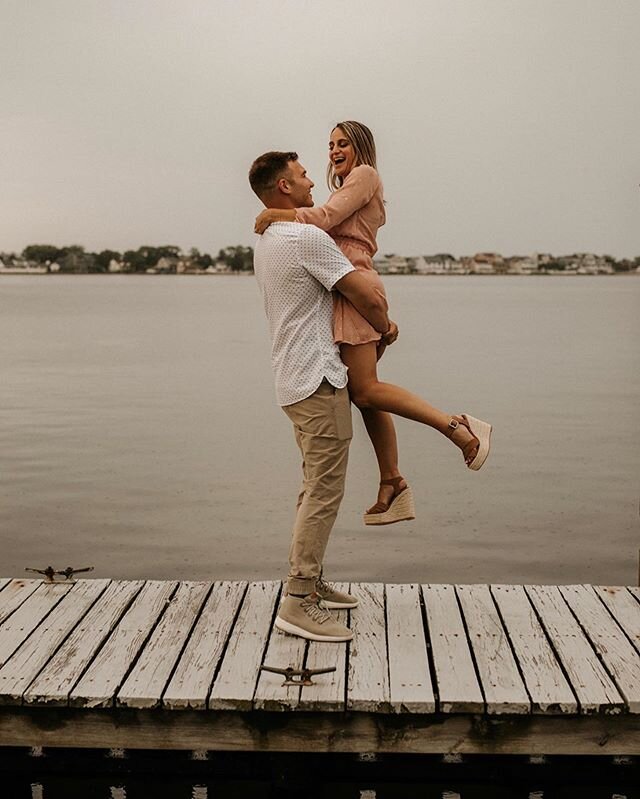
[249, 151, 396, 642]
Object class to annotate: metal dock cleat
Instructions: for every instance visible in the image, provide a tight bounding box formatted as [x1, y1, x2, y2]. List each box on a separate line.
[260, 664, 336, 687]
[25, 565, 95, 583]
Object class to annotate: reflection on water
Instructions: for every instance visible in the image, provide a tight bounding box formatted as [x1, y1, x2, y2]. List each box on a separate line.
[10, 779, 637, 798]
[4, 751, 638, 799]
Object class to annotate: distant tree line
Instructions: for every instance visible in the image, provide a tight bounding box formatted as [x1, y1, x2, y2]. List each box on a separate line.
[2, 244, 639, 274]
[1, 244, 255, 273]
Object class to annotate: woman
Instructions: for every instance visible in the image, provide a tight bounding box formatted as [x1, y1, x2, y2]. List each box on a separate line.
[255, 121, 491, 525]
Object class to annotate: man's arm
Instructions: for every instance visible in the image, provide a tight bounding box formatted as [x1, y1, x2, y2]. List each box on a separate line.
[299, 225, 395, 339]
[334, 271, 390, 334]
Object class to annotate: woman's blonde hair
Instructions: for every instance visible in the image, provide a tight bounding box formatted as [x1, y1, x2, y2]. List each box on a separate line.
[327, 120, 378, 191]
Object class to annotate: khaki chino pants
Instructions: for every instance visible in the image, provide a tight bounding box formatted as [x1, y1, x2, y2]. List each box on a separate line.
[282, 381, 352, 596]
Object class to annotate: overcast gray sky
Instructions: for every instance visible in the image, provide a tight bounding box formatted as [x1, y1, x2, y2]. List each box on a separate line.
[2, 0, 639, 258]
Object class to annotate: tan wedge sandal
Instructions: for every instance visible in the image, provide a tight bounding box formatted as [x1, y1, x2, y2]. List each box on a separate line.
[363, 476, 416, 526]
[447, 414, 492, 471]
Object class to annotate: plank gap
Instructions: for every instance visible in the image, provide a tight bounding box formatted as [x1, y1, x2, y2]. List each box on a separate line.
[157, 582, 216, 707]
[16, 580, 113, 705]
[488, 585, 534, 709]
[558, 586, 629, 711]
[418, 585, 440, 713]
[452, 585, 487, 711]
[67, 580, 145, 706]
[203, 581, 250, 709]
[592, 587, 640, 658]
[105, 581, 181, 708]
[205, 581, 262, 710]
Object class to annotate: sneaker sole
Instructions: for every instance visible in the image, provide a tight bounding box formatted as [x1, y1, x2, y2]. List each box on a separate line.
[320, 598, 359, 609]
[274, 616, 353, 642]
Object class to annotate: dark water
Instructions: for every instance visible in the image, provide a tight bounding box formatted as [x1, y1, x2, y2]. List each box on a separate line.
[1, 274, 638, 586]
[2, 750, 639, 798]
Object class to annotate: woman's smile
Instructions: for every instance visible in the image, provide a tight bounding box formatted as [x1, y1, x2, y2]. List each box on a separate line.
[329, 127, 357, 177]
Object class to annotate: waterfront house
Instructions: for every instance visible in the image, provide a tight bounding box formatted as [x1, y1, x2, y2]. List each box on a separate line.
[507, 255, 539, 275]
[413, 254, 462, 274]
[157, 256, 180, 274]
[469, 253, 502, 275]
[375, 255, 411, 275]
[573, 253, 613, 275]
[0, 257, 47, 274]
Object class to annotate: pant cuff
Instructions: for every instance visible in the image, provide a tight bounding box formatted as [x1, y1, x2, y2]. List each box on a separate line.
[286, 576, 317, 596]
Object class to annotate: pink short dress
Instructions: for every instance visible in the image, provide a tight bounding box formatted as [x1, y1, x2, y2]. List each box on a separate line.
[295, 164, 387, 346]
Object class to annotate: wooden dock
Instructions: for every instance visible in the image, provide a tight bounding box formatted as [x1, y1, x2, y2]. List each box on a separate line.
[0, 577, 639, 755]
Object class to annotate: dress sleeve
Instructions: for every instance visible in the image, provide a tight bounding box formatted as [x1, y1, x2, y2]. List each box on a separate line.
[295, 165, 379, 230]
[298, 226, 355, 291]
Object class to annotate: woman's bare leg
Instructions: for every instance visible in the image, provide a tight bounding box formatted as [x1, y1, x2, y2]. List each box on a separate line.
[360, 408, 405, 506]
[347, 339, 404, 506]
[341, 342, 480, 460]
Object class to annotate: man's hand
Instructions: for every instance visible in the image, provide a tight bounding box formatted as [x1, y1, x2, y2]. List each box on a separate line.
[334, 271, 390, 335]
[381, 320, 399, 346]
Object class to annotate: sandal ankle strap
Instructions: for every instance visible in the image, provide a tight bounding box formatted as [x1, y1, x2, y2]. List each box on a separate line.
[446, 416, 470, 438]
[380, 476, 405, 487]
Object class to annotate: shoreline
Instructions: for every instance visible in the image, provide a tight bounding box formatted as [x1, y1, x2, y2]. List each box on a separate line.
[1, 271, 637, 278]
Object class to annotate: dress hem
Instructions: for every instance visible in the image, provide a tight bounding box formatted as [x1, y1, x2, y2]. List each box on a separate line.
[334, 333, 382, 347]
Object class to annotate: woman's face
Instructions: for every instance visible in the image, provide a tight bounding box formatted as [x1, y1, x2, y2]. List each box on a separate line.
[329, 127, 357, 179]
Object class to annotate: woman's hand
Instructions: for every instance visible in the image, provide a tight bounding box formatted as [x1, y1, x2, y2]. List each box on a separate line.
[254, 208, 296, 234]
[381, 320, 399, 346]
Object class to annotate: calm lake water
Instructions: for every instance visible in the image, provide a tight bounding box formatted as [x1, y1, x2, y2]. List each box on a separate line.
[1, 274, 639, 585]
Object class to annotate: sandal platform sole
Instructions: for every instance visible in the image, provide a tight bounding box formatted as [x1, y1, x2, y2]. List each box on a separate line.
[464, 414, 492, 471]
[363, 485, 416, 526]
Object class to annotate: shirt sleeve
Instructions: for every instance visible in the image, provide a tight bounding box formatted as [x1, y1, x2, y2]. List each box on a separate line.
[298, 225, 356, 291]
[294, 165, 379, 230]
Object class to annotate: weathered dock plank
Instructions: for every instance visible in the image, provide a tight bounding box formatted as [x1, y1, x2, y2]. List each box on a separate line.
[0, 579, 110, 705]
[209, 581, 280, 711]
[0, 579, 10, 593]
[253, 589, 307, 712]
[456, 584, 530, 714]
[422, 583, 484, 714]
[0, 580, 45, 630]
[386, 583, 435, 713]
[298, 583, 350, 712]
[347, 582, 389, 713]
[526, 585, 624, 714]
[24, 580, 144, 706]
[117, 581, 211, 709]
[595, 586, 640, 656]
[0, 582, 73, 668]
[559, 584, 640, 713]
[163, 581, 247, 710]
[491, 584, 576, 714]
[70, 581, 177, 708]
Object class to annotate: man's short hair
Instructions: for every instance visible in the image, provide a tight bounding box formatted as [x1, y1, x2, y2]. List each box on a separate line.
[249, 151, 298, 200]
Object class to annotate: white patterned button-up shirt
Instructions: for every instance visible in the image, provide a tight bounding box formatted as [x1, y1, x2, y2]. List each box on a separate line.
[254, 222, 355, 406]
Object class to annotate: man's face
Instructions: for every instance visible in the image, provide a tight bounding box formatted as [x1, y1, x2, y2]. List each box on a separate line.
[284, 160, 314, 207]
